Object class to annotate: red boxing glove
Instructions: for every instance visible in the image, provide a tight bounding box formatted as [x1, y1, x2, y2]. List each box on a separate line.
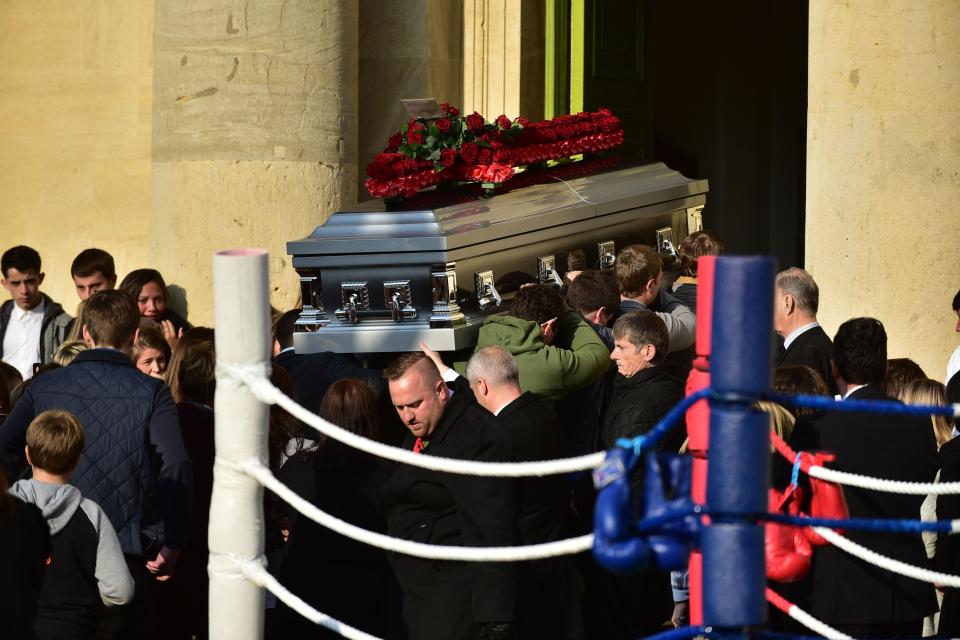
[765, 488, 813, 583]
[802, 452, 849, 546]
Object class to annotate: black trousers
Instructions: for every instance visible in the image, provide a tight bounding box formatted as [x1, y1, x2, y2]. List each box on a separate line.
[831, 619, 923, 639]
[96, 555, 158, 640]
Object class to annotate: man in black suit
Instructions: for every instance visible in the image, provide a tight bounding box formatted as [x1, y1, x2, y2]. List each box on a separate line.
[790, 317, 938, 637]
[773, 267, 838, 395]
[464, 345, 582, 640]
[383, 353, 517, 640]
[272, 309, 384, 411]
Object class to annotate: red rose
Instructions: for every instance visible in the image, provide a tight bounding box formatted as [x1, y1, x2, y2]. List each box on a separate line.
[481, 163, 513, 183]
[478, 148, 493, 164]
[492, 146, 511, 164]
[514, 116, 530, 128]
[367, 163, 390, 180]
[407, 122, 426, 146]
[460, 142, 479, 164]
[466, 112, 485, 132]
[386, 132, 403, 151]
[439, 102, 460, 117]
[440, 149, 457, 167]
[495, 114, 512, 129]
[367, 152, 404, 179]
[436, 118, 451, 133]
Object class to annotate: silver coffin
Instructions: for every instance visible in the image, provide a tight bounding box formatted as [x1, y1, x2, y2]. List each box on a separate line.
[287, 161, 708, 354]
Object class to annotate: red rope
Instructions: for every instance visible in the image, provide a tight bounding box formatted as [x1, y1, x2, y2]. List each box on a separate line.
[769, 429, 813, 472]
[765, 587, 792, 614]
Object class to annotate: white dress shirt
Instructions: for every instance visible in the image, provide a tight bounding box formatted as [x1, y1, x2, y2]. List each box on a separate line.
[946, 344, 960, 385]
[842, 383, 868, 400]
[3, 299, 45, 380]
[783, 321, 820, 351]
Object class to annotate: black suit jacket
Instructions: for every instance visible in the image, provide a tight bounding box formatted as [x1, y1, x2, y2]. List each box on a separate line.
[775, 325, 838, 396]
[384, 390, 516, 640]
[789, 385, 938, 624]
[274, 350, 385, 412]
[497, 393, 566, 543]
[935, 436, 960, 635]
[497, 392, 581, 640]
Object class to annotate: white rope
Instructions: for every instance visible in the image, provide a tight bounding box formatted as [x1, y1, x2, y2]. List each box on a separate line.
[807, 465, 960, 496]
[232, 458, 594, 561]
[814, 526, 960, 587]
[781, 597, 852, 640]
[218, 362, 606, 477]
[235, 558, 383, 640]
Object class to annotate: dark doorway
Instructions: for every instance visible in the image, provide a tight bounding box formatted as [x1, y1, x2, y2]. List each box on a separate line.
[570, 1, 808, 266]
[646, 2, 809, 266]
[582, 0, 653, 161]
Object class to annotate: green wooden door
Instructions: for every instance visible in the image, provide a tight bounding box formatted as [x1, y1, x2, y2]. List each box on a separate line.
[581, 0, 652, 161]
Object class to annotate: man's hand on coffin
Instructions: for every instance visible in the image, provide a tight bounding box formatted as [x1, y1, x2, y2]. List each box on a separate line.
[418, 341, 453, 377]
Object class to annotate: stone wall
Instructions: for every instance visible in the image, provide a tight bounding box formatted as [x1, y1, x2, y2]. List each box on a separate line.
[806, 0, 960, 379]
[151, 0, 358, 322]
[0, 0, 154, 316]
[358, 0, 463, 200]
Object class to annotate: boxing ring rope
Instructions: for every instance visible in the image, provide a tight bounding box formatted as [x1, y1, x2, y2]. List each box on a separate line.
[210, 250, 960, 640]
[227, 456, 596, 561]
[218, 360, 609, 477]
[768, 409, 960, 496]
[238, 559, 382, 640]
[764, 589, 852, 640]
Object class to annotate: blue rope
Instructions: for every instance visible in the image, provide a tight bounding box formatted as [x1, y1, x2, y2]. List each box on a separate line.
[637, 625, 710, 640]
[757, 511, 958, 534]
[617, 435, 647, 457]
[617, 387, 711, 454]
[767, 391, 958, 419]
[789, 454, 802, 491]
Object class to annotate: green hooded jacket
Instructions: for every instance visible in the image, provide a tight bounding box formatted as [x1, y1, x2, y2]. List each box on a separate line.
[455, 309, 610, 400]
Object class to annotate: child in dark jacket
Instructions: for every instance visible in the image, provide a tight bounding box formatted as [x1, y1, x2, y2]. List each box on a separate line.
[11, 410, 134, 640]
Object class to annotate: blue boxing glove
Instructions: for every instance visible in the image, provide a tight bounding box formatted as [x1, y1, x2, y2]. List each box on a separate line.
[592, 448, 653, 573]
[643, 452, 699, 572]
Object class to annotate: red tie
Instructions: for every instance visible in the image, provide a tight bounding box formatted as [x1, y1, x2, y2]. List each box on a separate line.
[413, 437, 425, 453]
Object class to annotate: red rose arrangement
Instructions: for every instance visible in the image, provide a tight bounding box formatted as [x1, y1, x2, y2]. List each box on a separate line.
[364, 104, 623, 199]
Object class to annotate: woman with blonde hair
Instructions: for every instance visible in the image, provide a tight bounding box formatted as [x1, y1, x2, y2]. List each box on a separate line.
[903, 379, 952, 447]
[52, 339, 87, 367]
[902, 378, 950, 636]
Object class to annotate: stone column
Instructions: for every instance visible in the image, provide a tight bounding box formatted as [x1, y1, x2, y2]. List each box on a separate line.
[0, 0, 154, 309]
[151, 0, 359, 324]
[806, 0, 960, 377]
[463, 0, 544, 121]
[358, 0, 462, 198]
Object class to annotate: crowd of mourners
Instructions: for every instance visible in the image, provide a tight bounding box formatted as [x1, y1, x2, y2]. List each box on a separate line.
[0, 235, 958, 640]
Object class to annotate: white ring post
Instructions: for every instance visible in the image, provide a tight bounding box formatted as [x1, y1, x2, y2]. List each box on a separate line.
[209, 249, 272, 639]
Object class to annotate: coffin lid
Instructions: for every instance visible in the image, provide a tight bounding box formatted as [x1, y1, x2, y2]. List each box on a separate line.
[287, 161, 708, 256]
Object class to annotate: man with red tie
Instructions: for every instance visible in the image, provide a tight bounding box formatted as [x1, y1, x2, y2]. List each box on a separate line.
[382, 352, 518, 640]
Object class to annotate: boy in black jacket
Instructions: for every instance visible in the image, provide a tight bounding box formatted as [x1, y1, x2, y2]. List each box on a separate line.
[11, 410, 134, 640]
